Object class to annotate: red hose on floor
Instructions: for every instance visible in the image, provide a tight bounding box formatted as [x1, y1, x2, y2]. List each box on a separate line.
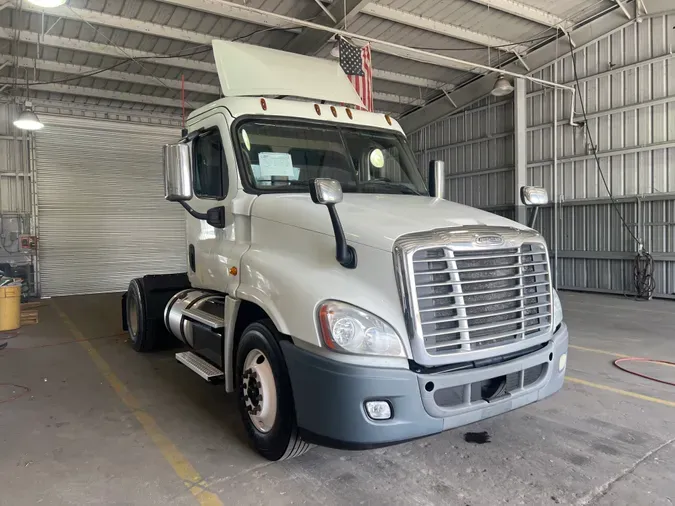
[613, 357, 675, 387]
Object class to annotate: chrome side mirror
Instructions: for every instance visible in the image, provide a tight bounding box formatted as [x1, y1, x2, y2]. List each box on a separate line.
[163, 143, 193, 201]
[309, 178, 343, 205]
[520, 186, 549, 206]
[520, 186, 549, 228]
[428, 160, 445, 199]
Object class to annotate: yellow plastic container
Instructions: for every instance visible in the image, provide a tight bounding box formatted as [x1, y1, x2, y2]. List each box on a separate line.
[0, 285, 21, 331]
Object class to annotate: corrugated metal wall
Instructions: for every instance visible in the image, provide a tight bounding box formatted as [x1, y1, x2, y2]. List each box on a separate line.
[408, 14, 674, 298]
[0, 101, 36, 296]
[409, 97, 515, 218]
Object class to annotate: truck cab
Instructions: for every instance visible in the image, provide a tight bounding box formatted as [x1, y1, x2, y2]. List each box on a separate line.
[123, 40, 568, 461]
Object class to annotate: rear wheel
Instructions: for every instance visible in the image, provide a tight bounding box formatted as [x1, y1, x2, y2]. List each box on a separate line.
[126, 278, 159, 352]
[236, 320, 311, 461]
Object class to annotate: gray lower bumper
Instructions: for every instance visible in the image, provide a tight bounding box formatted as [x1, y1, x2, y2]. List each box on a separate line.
[282, 323, 568, 448]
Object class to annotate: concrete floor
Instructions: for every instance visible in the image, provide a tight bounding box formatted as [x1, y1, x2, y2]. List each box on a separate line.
[1, 292, 674, 506]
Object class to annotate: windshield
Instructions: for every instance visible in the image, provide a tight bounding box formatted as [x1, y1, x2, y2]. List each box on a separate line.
[235, 119, 428, 196]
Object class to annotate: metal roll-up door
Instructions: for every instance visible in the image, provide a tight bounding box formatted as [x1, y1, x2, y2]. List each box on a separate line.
[34, 115, 186, 296]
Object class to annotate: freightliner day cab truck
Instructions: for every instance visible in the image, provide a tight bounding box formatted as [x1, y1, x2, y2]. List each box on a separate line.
[122, 40, 568, 461]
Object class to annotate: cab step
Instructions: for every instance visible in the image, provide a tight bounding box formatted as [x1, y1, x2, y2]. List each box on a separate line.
[176, 351, 224, 381]
[182, 307, 225, 330]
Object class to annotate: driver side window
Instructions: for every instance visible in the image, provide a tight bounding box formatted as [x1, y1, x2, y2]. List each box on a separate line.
[193, 129, 227, 199]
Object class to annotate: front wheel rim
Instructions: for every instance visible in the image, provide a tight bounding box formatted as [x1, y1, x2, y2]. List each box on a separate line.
[242, 349, 277, 434]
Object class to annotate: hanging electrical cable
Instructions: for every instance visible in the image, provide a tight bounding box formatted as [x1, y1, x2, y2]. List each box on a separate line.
[567, 37, 655, 300]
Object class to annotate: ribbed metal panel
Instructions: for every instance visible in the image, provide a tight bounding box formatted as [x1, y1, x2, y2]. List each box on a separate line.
[35, 115, 186, 296]
[410, 97, 514, 208]
[408, 14, 675, 298]
[527, 14, 675, 297]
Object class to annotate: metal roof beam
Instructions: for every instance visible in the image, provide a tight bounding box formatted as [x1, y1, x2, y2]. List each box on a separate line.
[0, 78, 203, 109]
[361, 3, 530, 55]
[373, 92, 425, 107]
[1, 56, 221, 95]
[32, 98, 183, 124]
[0, 28, 453, 91]
[0, 27, 216, 72]
[372, 69, 452, 90]
[154, 0, 302, 31]
[370, 42, 483, 73]
[399, 0, 675, 132]
[284, 0, 370, 54]
[3, 55, 423, 106]
[18, 3, 483, 75]
[467, 0, 574, 30]
[19, 4, 216, 45]
[613, 0, 633, 19]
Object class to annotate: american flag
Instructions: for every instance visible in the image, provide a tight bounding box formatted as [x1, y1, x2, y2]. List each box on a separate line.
[339, 37, 373, 112]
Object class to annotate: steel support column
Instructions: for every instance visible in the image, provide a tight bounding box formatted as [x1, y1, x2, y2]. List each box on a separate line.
[514, 78, 528, 225]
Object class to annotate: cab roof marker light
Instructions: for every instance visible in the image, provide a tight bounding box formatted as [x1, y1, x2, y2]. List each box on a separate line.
[260, 98, 267, 111]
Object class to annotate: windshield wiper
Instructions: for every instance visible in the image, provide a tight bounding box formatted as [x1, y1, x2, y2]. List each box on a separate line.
[360, 180, 423, 196]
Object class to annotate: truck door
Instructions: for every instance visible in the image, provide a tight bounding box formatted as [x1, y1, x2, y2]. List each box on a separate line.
[185, 112, 238, 294]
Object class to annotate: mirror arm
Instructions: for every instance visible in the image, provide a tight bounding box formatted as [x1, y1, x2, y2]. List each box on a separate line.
[182, 127, 203, 143]
[179, 200, 208, 220]
[326, 204, 357, 269]
[179, 201, 226, 229]
[527, 206, 540, 229]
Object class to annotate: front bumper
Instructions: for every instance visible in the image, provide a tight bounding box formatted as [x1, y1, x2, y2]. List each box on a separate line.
[282, 323, 568, 449]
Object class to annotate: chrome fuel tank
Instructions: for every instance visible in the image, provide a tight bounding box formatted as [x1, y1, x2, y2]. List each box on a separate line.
[164, 289, 224, 347]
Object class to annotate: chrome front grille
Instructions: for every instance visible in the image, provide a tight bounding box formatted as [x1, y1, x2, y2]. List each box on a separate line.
[410, 242, 551, 357]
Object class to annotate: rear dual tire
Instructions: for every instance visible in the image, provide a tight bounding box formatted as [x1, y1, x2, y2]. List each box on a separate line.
[236, 320, 311, 461]
[126, 278, 159, 352]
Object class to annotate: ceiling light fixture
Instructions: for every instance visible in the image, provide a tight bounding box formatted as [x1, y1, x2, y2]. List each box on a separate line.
[26, 0, 67, 7]
[491, 74, 514, 96]
[329, 36, 340, 58]
[14, 102, 44, 131]
[14, 68, 44, 131]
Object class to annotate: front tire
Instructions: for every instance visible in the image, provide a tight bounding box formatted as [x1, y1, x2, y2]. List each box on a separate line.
[236, 320, 310, 461]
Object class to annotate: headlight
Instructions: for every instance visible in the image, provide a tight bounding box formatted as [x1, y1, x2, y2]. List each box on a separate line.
[318, 301, 406, 358]
[552, 288, 563, 328]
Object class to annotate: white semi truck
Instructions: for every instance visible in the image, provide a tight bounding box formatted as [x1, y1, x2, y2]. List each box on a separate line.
[122, 40, 568, 461]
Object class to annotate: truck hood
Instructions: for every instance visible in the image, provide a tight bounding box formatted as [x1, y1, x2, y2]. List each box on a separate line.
[251, 193, 530, 252]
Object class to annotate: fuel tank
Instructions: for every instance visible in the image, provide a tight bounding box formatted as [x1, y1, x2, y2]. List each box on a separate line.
[164, 289, 224, 347]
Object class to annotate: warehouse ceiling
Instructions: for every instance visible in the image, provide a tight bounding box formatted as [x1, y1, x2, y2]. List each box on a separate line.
[0, 0, 633, 122]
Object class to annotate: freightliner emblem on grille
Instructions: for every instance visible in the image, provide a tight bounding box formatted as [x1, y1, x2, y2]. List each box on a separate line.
[473, 234, 504, 246]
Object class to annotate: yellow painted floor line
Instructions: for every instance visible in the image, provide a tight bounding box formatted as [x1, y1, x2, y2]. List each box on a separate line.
[569, 344, 675, 368]
[566, 376, 675, 408]
[569, 344, 631, 358]
[53, 301, 224, 506]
